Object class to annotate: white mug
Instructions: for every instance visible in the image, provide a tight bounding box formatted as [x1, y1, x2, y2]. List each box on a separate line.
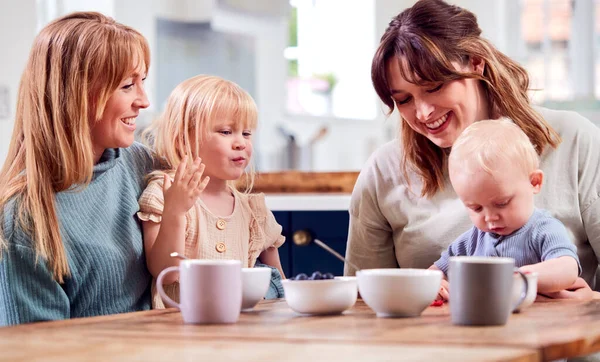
[157, 259, 242, 324]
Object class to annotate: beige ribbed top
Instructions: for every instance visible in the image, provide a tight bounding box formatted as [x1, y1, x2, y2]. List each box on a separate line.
[138, 178, 285, 308]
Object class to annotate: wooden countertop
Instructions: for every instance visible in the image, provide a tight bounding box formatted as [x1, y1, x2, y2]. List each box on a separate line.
[2, 299, 600, 361]
[237, 171, 359, 194]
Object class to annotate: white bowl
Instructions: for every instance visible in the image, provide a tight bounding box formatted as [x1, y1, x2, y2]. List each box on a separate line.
[357, 269, 442, 318]
[512, 272, 538, 313]
[241, 267, 272, 310]
[282, 276, 358, 315]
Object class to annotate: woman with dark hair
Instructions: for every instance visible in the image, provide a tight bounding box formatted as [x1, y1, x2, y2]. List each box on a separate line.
[345, 0, 600, 299]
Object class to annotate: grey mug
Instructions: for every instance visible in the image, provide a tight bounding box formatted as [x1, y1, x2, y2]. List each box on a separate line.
[449, 256, 528, 326]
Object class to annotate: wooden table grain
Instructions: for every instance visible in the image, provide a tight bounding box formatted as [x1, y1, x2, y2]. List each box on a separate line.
[1, 299, 599, 361]
[0, 336, 538, 362]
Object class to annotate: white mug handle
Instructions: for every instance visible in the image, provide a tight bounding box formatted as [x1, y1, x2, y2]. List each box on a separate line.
[512, 269, 529, 310]
[156, 266, 181, 309]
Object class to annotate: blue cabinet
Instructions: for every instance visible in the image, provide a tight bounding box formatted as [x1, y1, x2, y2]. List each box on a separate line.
[274, 211, 350, 278]
[273, 211, 292, 277]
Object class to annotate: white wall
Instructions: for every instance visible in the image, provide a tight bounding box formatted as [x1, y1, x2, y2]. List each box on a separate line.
[114, 0, 158, 123]
[273, 0, 415, 172]
[1, 0, 595, 172]
[211, 4, 289, 172]
[0, 0, 37, 169]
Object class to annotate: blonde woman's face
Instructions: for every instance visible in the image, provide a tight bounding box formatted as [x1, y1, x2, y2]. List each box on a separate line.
[91, 67, 149, 162]
[197, 119, 253, 181]
[386, 57, 490, 148]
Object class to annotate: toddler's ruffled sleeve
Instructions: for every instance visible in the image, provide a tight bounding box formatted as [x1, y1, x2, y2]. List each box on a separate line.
[264, 211, 285, 249]
[247, 193, 286, 267]
[249, 194, 285, 247]
[137, 178, 165, 223]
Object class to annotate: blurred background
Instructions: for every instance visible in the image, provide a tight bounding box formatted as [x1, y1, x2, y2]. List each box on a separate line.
[1, 0, 599, 172]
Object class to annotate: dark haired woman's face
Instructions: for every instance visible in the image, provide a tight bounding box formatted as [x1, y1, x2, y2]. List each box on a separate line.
[386, 57, 490, 148]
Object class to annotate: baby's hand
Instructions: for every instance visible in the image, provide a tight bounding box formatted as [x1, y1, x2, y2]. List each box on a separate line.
[163, 157, 210, 217]
[537, 277, 596, 301]
[436, 279, 450, 302]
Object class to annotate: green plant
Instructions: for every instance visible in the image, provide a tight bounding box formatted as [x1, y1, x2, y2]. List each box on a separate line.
[289, 7, 298, 47]
[288, 7, 298, 77]
[313, 72, 338, 92]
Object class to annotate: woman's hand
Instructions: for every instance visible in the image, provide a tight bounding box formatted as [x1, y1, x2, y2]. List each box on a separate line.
[162, 157, 210, 217]
[536, 277, 600, 301]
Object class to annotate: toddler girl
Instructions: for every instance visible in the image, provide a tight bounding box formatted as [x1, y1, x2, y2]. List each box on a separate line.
[138, 75, 285, 308]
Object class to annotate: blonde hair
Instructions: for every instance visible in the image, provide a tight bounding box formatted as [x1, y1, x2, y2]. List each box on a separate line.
[0, 12, 150, 283]
[371, 0, 560, 197]
[449, 119, 539, 179]
[143, 75, 258, 191]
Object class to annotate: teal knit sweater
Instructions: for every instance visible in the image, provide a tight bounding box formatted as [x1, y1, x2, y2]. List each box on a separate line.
[0, 143, 155, 326]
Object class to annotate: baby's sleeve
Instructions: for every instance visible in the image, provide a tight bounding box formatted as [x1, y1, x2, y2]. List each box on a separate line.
[137, 178, 165, 223]
[433, 227, 479, 276]
[534, 216, 582, 276]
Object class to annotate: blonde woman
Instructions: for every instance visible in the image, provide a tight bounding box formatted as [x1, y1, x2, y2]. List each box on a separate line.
[138, 75, 285, 308]
[345, 0, 600, 299]
[0, 12, 156, 325]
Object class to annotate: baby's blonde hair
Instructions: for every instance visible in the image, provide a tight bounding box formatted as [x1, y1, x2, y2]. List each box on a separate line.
[449, 119, 539, 179]
[144, 75, 258, 191]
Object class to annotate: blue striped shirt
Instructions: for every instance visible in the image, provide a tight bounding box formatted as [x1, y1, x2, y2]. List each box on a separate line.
[434, 208, 581, 276]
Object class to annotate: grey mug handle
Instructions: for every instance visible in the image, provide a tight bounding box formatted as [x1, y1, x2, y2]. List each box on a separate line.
[512, 269, 529, 311]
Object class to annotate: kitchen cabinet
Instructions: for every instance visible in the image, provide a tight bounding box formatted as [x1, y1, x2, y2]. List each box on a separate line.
[274, 210, 350, 278]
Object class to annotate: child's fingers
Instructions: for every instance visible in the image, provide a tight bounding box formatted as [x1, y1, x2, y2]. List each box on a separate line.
[174, 159, 188, 183]
[440, 286, 450, 301]
[163, 174, 172, 192]
[182, 157, 202, 185]
[188, 163, 205, 189]
[194, 176, 210, 195]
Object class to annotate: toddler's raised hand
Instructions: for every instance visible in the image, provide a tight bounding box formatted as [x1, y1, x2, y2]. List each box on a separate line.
[163, 157, 210, 217]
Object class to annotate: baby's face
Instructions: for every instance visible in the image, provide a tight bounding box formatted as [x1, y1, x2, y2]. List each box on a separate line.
[450, 166, 541, 236]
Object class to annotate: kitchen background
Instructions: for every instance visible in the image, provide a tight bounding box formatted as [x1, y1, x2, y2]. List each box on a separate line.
[1, 0, 599, 172]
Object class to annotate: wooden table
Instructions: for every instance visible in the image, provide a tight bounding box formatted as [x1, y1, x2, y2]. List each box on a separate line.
[1, 299, 599, 361]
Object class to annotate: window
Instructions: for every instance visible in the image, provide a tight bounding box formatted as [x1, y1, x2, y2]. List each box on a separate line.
[521, 0, 599, 104]
[522, 0, 572, 102]
[285, 0, 377, 120]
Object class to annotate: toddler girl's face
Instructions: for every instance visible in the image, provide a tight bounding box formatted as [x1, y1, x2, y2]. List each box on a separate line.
[450, 165, 542, 236]
[196, 119, 253, 181]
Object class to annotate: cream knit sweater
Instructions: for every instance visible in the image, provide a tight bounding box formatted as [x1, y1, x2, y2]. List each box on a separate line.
[345, 107, 600, 290]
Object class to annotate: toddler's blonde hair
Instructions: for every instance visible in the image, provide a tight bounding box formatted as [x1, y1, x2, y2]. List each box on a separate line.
[449, 119, 539, 179]
[144, 75, 258, 191]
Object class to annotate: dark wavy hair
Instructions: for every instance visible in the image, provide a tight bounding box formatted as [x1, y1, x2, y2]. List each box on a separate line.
[371, 0, 560, 197]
